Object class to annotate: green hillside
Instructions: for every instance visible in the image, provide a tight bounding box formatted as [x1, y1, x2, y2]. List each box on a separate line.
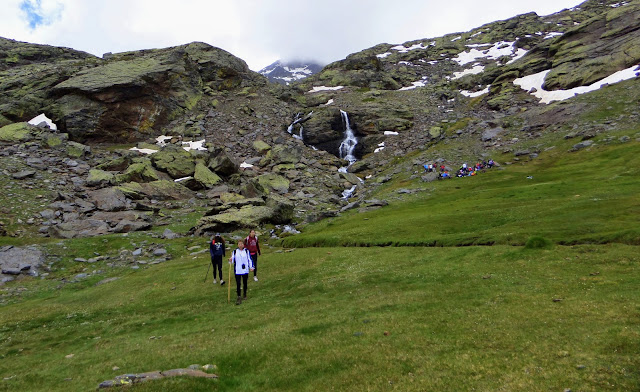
[1, 138, 639, 391]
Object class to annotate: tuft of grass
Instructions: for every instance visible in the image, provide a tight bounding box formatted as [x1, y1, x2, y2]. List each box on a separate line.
[524, 236, 554, 249]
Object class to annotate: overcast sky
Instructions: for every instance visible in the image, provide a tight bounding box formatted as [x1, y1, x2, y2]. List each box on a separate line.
[1, 0, 583, 71]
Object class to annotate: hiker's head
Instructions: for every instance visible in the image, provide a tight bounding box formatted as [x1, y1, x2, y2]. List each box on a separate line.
[238, 241, 245, 249]
[215, 234, 223, 243]
[249, 229, 256, 237]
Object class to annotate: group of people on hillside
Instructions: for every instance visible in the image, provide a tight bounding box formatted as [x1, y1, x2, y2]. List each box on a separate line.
[209, 230, 261, 305]
[424, 159, 495, 179]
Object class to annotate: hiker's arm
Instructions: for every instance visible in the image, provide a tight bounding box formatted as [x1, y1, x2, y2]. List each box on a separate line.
[257, 240, 261, 255]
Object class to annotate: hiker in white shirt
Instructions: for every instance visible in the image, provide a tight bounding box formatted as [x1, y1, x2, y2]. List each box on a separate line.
[229, 240, 254, 305]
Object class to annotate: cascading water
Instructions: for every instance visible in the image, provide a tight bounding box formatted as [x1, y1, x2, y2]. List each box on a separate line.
[287, 112, 312, 142]
[337, 110, 363, 199]
[338, 110, 358, 166]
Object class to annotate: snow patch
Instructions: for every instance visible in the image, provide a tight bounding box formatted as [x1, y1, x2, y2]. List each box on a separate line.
[156, 135, 172, 146]
[376, 52, 392, 58]
[610, 2, 629, 7]
[323, 99, 334, 106]
[451, 36, 462, 42]
[240, 162, 254, 169]
[182, 139, 206, 151]
[399, 77, 428, 91]
[513, 65, 640, 104]
[129, 147, 158, 155]
[384, 131, 399, 136]
[544, 32, 563, 40]
[308, 86, 344, 93]
[174, 177, 192, 183]
[454, 41, 527, 66]
[460, 86, 490, 97]
[28, 113, 57, 130]
[390, 41, 434, 53]
[451, 65, 485, 80]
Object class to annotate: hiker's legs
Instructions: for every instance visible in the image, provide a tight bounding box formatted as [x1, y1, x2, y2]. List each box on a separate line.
[235, 274, 242, 297]
[251, 254, 258, 276]
[242, 274, 248, 297]
[213, 256, 223, 280]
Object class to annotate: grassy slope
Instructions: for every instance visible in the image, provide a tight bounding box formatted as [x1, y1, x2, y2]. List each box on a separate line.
[284, 141, 640, 248]
[0, 244, 638, 391]
[1, 86, 640, 391]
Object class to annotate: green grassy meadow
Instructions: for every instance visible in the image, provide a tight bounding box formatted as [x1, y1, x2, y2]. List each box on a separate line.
[1, 140, 639, 391]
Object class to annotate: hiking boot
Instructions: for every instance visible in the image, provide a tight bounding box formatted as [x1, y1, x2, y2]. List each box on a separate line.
[212, 279, 216, 284]
[236, 296, 242, 305]
[220, 280, 225, 286]
[243, 295, 247, 300]
[254, 276, 258, 282]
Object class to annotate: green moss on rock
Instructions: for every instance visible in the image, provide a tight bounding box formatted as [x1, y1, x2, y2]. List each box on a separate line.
[0, 122, 32, 142]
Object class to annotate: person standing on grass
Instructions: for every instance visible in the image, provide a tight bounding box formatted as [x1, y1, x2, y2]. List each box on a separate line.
[209, 234, 226, 286]
[244, 229, 261, 282]
[229, 240, 254, 305]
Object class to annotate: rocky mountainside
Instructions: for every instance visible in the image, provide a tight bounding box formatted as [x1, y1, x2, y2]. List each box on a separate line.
[0, 0, 639, 248]
[259, 60, 324, 85]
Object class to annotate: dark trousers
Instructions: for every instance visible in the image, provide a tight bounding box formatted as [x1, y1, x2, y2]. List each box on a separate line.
[211, 255, 223, 280]
[235, 273, 248, 297]
[250, 253, 258, 276]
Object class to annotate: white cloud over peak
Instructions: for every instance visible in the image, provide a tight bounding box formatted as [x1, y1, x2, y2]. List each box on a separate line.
[0, 0, 582, 71]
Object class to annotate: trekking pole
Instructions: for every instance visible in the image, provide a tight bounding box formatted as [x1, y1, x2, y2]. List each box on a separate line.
[204, 262, 211, 283]
[227, 260, 231, 303]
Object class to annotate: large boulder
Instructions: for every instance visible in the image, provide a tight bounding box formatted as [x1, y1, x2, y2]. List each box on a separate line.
[86, 169, 115, 187]
[0, 122, 32, 142]
[256, 174, 290, 194]
[117, 181, 192, 200]
[0, 246, 45, 282]
[265, 194, 294, 224]
[115, 160, 160, 184]
[194, 162, 222, 189]
[88, 188, 129, 211]
[49, 220, 110, 239]
[208, 149, 239, 176]
[193, 205, 276, 234]
[151, 146, 196, 179]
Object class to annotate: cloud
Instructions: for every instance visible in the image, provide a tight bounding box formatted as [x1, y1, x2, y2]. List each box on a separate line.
[19, 0, 64, 29]
[0, 0, 583, 70]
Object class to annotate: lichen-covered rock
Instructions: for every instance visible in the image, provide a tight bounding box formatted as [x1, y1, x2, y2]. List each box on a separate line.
[257, 173, 290, 194]
[49, 219, 110, 239]
[117, 181, 192, 200]
[87, 169, 115, 187]
[151, 146, 196, 179]
[0, 122, 32, 142]
[194, 162, 222, 189]
[66, 141, 91, 158]
[115, 161, 160, 184]
[193, 205, 276, 234]
[252, 140, 272, 154]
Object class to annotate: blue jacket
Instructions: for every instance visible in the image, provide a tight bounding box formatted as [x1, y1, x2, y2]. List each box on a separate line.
[209, 240, 226, 257]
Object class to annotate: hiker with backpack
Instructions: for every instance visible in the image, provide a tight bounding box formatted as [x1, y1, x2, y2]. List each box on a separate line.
[229, 240, 254, 305]
[244, 230, 261, 282]
[209, 234, 226, 286]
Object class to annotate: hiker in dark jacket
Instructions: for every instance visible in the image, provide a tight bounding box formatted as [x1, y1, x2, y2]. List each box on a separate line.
[209, 234, 226, 285]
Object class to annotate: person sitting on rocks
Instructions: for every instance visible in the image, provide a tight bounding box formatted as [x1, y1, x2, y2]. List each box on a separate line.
[209, 233, 226, 286]
[229, 240, 254, 305]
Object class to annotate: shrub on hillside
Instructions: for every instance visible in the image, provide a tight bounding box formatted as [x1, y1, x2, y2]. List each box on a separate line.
[524, 236, 554, 249]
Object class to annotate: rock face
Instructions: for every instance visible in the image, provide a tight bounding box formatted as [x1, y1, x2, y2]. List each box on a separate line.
[1, 40, 263, 142]
[0, 246, 45, 284]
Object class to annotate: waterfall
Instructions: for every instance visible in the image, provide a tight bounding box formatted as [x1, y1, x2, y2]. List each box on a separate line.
[287, 112, 312, 142]
[338, 110, 357, 165]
